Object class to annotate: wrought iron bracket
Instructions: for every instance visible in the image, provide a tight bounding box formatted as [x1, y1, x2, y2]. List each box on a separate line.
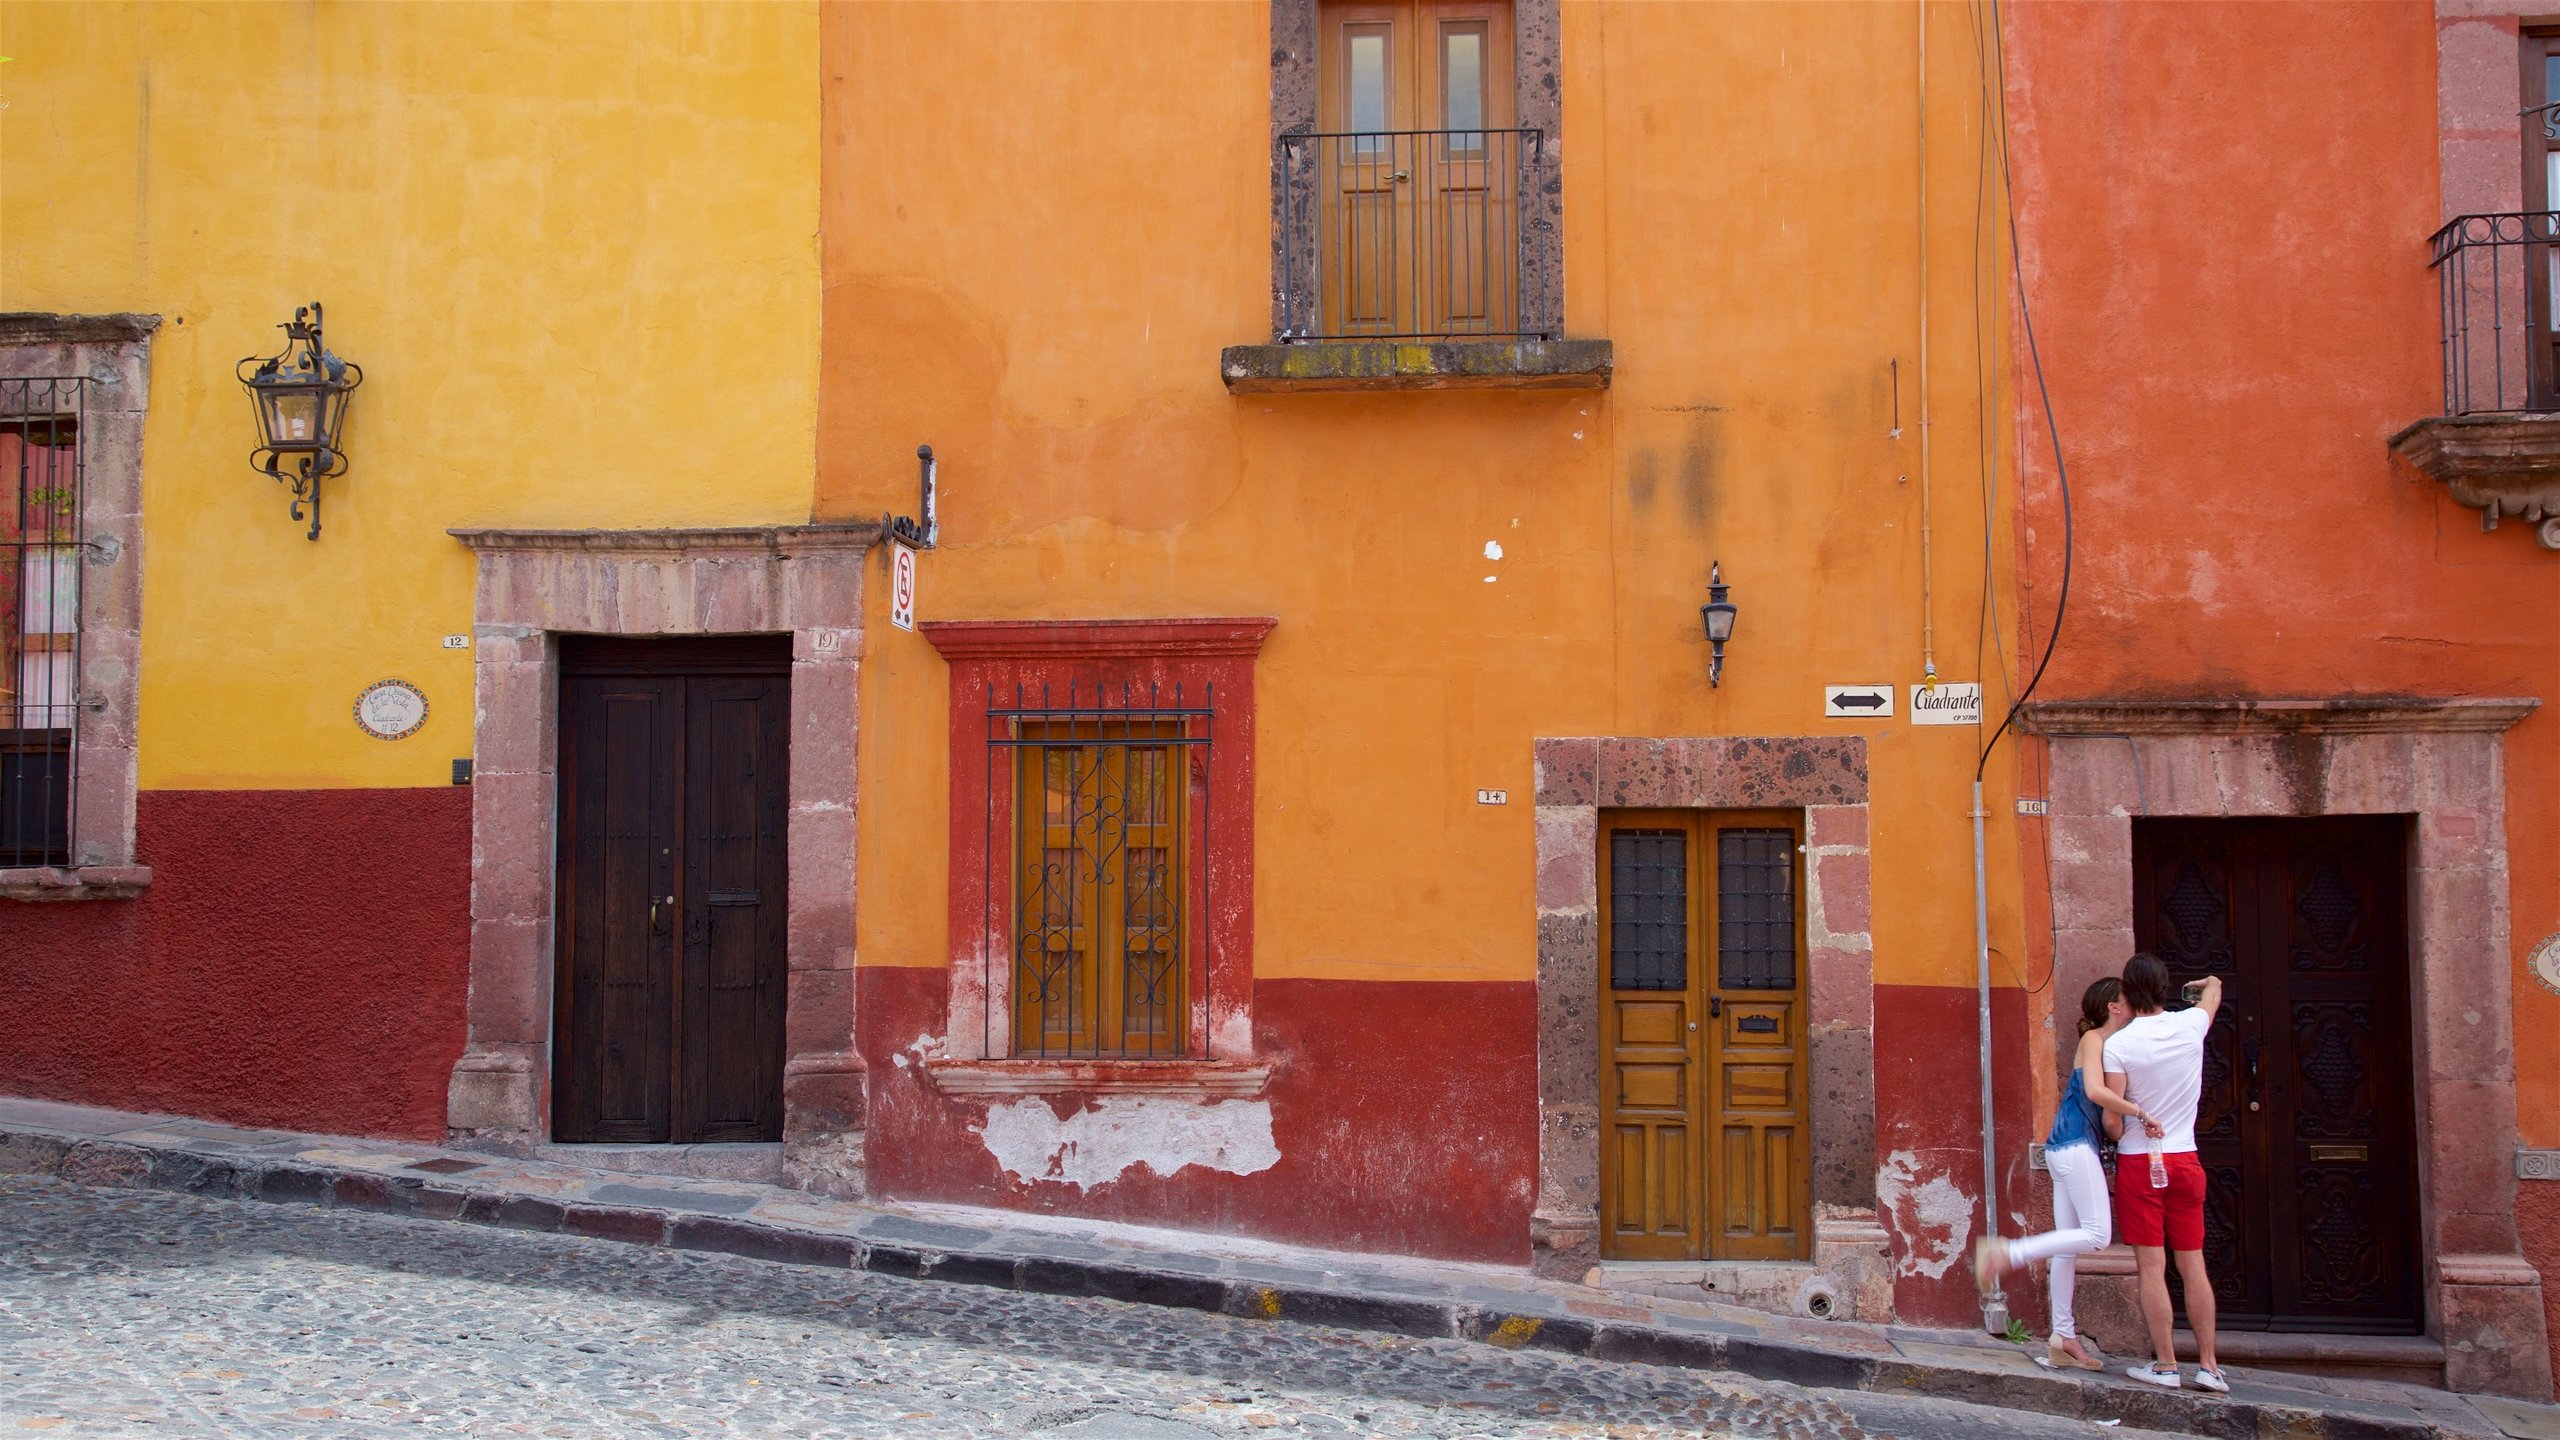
[883, 443, 938, 550]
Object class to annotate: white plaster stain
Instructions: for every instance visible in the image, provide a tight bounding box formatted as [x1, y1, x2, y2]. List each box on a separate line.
[1483, 540, 1503, 561]
[1875, 1150, 1973, 1279]
[975, 1096, 1280, 1190]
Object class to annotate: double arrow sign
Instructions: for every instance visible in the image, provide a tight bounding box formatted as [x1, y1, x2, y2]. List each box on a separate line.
[1823, 686, 1894, 718]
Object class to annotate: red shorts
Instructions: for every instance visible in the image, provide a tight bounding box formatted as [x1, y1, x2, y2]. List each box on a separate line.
[2114, 1150, 2206, 1250]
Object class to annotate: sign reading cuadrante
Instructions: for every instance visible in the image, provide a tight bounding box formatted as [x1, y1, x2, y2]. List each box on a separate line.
[354, 679, 429, 740]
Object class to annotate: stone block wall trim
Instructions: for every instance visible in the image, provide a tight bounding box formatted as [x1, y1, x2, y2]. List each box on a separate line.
[0, 1116, 2467, 1440]
[446, 526, 879, 1195]
[449, 524, 881, 556]
[2039, 716, 2553, 1401]
[1529, 736, 1876, 1293]
[2521, 1150, 2560, 1180]
[2022, 697, 2538, 737]
[0, 314, 162, 345]
[0, 317, 152, 879]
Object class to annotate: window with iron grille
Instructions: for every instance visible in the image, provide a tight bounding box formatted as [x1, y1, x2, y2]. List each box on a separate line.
[983, 681, 1212, 1060]
[2, 383, 84, 868]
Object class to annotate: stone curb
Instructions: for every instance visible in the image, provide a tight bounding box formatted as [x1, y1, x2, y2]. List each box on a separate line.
[2, 1129, 2455, 1440]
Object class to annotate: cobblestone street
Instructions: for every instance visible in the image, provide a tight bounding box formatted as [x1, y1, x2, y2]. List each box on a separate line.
[0, 1176, 2196, 1440]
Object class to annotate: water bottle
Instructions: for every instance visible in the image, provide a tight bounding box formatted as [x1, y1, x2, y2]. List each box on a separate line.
[2149, 1148, 2169, 1190]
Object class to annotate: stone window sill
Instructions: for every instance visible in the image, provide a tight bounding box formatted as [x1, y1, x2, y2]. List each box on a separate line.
[1220, 338, 1613, 394]
[0, 865, 153, 902]
[2386, 413, 2560, 550]
[921, 1059, 1272, 1099]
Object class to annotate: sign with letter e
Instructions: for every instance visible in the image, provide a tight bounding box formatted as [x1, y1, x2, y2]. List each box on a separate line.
[889, 541, 918, 632]
[1824, 685, 1893, 718]
[1909, 682, 1983, 726]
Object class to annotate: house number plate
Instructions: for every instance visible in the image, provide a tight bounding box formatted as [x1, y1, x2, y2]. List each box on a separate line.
[355, 679, 429, 741]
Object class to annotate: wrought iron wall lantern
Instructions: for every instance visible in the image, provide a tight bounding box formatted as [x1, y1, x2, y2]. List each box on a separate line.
[238, 302, 362, 540]
[1702, 561, 1738, 687]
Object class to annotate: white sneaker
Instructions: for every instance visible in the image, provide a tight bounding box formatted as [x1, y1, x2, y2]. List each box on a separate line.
[2124, 1363, 2183, 1388]
[2191, 1366, 2229, 1394]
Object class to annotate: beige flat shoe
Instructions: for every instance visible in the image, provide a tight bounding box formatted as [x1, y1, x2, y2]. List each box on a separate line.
[2047, 1337, 2104, 1371]
[1972, 1237, 2008, 1294]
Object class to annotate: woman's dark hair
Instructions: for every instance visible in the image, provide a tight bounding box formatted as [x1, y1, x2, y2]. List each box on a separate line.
[2122, 952, 2174, 1012]
[2076, 977, 2123, 1035]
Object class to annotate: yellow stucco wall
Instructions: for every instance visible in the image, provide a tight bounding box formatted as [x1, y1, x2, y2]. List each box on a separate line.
[0, 0, 821, 789]
[818, 0, 2028, 991]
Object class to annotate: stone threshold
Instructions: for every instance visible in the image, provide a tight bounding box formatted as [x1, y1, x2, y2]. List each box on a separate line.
[0, 1094, 2542, 1440]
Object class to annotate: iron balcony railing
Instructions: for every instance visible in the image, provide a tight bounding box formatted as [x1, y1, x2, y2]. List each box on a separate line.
[2428, 211, 2560, 415]
[1277, 128, 1554, 342]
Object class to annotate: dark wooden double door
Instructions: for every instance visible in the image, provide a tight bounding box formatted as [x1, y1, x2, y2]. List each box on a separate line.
[2132, 816, 2420, 1334]
[554, 637, 790, 1145]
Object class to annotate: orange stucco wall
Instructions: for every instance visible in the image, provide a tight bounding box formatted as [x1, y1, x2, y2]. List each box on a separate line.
[819, 0, 2027, 995]
[2003, 0, 2560, 1147]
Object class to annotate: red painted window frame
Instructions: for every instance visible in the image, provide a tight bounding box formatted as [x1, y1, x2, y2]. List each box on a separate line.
[920, 619, 1275, 1070]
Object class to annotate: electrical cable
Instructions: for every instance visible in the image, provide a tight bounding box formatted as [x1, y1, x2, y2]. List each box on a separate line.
[1975, 0, 2072, 788]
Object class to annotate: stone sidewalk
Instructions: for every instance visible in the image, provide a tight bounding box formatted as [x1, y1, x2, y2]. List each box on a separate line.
[3, 1096, 2553, 1440]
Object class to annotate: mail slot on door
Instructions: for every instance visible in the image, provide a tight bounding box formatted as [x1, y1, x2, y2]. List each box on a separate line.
[2308, 1144, 2369, 1163]
[1737, 1015, 1779, 1034]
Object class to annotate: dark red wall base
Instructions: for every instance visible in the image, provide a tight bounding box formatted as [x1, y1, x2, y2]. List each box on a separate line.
[1875, 983, 2041, 1329]
[2520, 1181, 2560, 1387]
[1, 788, 470, 1142]
[860, 971, 1540, 1264]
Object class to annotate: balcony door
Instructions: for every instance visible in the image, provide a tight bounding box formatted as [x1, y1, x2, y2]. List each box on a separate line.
[1317, 0, 1517, 337]
[2526, 32, 2560, 408]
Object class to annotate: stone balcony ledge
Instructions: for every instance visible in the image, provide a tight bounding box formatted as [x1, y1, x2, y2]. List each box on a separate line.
[1221, 338, 1612, 394]
[2387, 412, 2560, 549]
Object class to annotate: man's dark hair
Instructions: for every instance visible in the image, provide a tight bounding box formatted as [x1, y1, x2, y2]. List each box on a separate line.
[2122, 952, 2174, 1013]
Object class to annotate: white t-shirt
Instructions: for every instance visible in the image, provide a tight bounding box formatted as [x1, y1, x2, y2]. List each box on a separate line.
[2103, 1008, 2213, 1156]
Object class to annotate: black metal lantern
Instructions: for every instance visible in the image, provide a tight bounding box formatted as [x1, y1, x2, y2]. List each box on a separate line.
[238, 302, 361, 540]
[1702, 560, 1738, 687]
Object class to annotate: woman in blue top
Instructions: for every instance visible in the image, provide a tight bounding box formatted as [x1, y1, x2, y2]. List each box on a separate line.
[1972, 977, 2162, 1371]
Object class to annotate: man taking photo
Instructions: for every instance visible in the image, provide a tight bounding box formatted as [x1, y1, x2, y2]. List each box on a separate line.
[2104, 953, 2228, 1393]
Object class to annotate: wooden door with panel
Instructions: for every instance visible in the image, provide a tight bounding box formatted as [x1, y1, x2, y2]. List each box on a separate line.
[1599, 810, 1812, 1262]
[556, 670, 683, 1144]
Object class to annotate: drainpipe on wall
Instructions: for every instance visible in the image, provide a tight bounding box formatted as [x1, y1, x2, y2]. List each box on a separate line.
[1973, 778, 2008, 1337]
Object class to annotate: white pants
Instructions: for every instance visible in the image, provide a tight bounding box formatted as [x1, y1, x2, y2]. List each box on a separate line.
[2010, 1142, 2111, 1339]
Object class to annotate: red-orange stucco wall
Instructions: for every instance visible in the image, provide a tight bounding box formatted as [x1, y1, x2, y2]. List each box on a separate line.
[2005, 0, 2560, 1378]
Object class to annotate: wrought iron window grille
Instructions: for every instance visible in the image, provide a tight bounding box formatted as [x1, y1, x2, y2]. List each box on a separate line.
[2, 378, 87, 868]
[978, 679, 1214, 1061]
[1276, 128, 1555, 343]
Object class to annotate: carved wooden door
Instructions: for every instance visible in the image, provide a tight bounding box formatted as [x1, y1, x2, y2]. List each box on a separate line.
[1599, 811, 1810, 1261]
[557, 636, 791, 1145]
[2132, 817, 2419, 1333]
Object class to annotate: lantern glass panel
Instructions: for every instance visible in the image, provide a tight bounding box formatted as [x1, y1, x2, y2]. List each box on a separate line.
[1704, 600, 1737, 644]
[261, 386, 324, 448]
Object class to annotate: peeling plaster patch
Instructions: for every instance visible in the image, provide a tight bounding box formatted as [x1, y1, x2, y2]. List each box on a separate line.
[1876, 1150, 1972, 1279]
[897, 1032, 946, 1070]
[1484, 540, 1504, 561]
[976, 1096, 1280, 1190]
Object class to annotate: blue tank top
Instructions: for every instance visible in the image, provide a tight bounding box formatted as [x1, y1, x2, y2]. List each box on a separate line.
[2045, 1065, 2103, 1153]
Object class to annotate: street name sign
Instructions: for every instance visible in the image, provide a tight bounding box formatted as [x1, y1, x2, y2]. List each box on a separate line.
[1824, 685, 1893, 718]
[1909, 682, 1983, 726]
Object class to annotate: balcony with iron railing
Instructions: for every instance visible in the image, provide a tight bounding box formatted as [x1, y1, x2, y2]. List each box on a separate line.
[1221, 127, 1610, 393]
[2389, 211, 2560, 549]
